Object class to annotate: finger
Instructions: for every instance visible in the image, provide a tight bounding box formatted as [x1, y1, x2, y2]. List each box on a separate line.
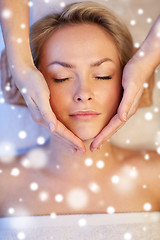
[0, 50, 9, 91]
[91, 88, 143, 152]
[90, 114, 125, 151]
[0, 50, 18, 101]
[54, 121, 86, 153]
[127, 90, 143, 117]
[118, 81, 142, 122]
[27, 97, 86, 153]
[31, 95, 58, 132]
[25, 97, 46, 125]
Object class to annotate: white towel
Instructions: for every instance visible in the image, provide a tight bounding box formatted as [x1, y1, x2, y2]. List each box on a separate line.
[0, 212, 160, 240]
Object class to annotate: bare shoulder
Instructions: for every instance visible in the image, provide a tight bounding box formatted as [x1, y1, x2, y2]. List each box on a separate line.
[142, 151, 160, 199]
[113, 145, 160, 203]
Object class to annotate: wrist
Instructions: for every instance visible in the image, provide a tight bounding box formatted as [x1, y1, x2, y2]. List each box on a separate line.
[7, 49, 35, 77]
[131, 44, 158, 77]
[134, 15, 160, 71]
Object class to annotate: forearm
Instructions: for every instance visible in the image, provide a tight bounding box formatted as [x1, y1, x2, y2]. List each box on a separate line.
[133, 15, 160, 74]
[0, 0, 34, 76]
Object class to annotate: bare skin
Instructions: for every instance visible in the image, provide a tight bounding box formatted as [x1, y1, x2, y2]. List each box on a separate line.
[0, 137, 160, 217]
[0, 23, 160, 218]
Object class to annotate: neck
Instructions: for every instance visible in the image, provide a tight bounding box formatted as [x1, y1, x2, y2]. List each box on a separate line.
[47, 135, 115, 173]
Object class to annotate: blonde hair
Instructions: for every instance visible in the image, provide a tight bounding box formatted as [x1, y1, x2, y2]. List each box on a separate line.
[30, 1, 134, 69]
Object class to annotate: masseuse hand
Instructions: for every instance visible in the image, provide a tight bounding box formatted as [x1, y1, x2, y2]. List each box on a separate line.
[90, 14, 160, 152]
[0, 0, 85, 154]
[90, 57, 146, 151]
[0, 51, 85, 153]
[20, 68, 85, 153]
[21, 70, 86, 154]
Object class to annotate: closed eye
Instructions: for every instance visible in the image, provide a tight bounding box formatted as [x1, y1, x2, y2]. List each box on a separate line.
[96, 76, 112, 80]
[53, 78, 69, 82]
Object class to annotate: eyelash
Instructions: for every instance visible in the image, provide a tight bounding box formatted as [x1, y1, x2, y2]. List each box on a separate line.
[53, 76, 112, 82]
[54, 78, 69, 82]
[96, 76, 112, 80]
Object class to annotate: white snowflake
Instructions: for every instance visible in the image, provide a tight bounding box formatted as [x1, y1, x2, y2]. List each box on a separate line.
[26, 149, 48, 169]
[96, 160, 105, 169]
[55, 194, 63, 202]
[88, 182, 100, 193]
[78, 218, 87, 227]
[156, 146, 160, 154]
[20, 24, 26, 29]
[37, 136, 46, 145]
[146, 18, 152, 23]
[11, 168, 20, 176]
[60, 2, 66, 8]
[130, 20, 136, 26]
[105, 152, 109, 157]
[30, 182, 39, 191]
[106, 206, 115, 214]
[1, 9, 12, 19]
[156, 81, 160, 89]
[85, 158, 93, 166]
[66, 188, 88, 210]
[8, 207, 15, 215]
[143, 83, 149, 88]
[137, 8, 144, 15]
[21, 88, 27, 94]
[111, 175, 120, 184]
[39, 191, 49, 202]
[143, 202, 152, 211]
[0, 142, 16, 163]
[139, 50, 145, 57]
[17, 38, 22, 44]
[28, 1, 33, 7]
[144, 112, 153, 121]
[18, 131, 27, 139]
[144, 154, 150, 160]
[124, 232, 132, 240]
[154, 107, 159, 112]
[125, 139, 131, 144]
[50, 212, 57, 219]
[17, 232, 26, 240]
[0, 97, 5, 103]
[134, 42, 140, 48]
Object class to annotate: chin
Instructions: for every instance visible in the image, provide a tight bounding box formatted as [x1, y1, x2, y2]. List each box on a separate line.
[73, 128, 100, 141]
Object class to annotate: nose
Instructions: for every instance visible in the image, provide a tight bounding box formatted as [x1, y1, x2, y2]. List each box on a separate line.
[74, 87, 94, 103]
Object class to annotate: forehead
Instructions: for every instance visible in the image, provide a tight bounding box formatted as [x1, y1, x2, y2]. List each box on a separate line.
[40, 23, 120, 65]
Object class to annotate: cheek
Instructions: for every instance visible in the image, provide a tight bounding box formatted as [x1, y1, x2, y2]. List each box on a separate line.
[49, 86, 62, 110]
[103, 81, 121, 100]
[49, 85, 70, 119]
[100, 82, 122, 114]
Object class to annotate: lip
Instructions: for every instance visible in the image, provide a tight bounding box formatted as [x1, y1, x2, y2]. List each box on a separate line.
[70, 110, 101, 120]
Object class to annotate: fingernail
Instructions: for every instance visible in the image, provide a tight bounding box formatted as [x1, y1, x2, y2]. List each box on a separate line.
[97, 144, 103, 150]
[70, 148, 75, 153]
[90, 145, 95, 152]
[74, 148, 78, 152]
[49, 123, 55, 132]
[79, 149, 84, 154]
[122, 112, 127, 121]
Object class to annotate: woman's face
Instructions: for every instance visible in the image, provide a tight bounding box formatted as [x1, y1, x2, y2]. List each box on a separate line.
[39, 23, 122, 141]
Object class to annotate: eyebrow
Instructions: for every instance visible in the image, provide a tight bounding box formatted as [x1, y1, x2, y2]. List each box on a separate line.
[47, 58, 114, 68]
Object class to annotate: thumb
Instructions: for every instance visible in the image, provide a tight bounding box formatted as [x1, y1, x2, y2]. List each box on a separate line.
[38, 99, 58, 132]
[118, 81, 138, 122]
